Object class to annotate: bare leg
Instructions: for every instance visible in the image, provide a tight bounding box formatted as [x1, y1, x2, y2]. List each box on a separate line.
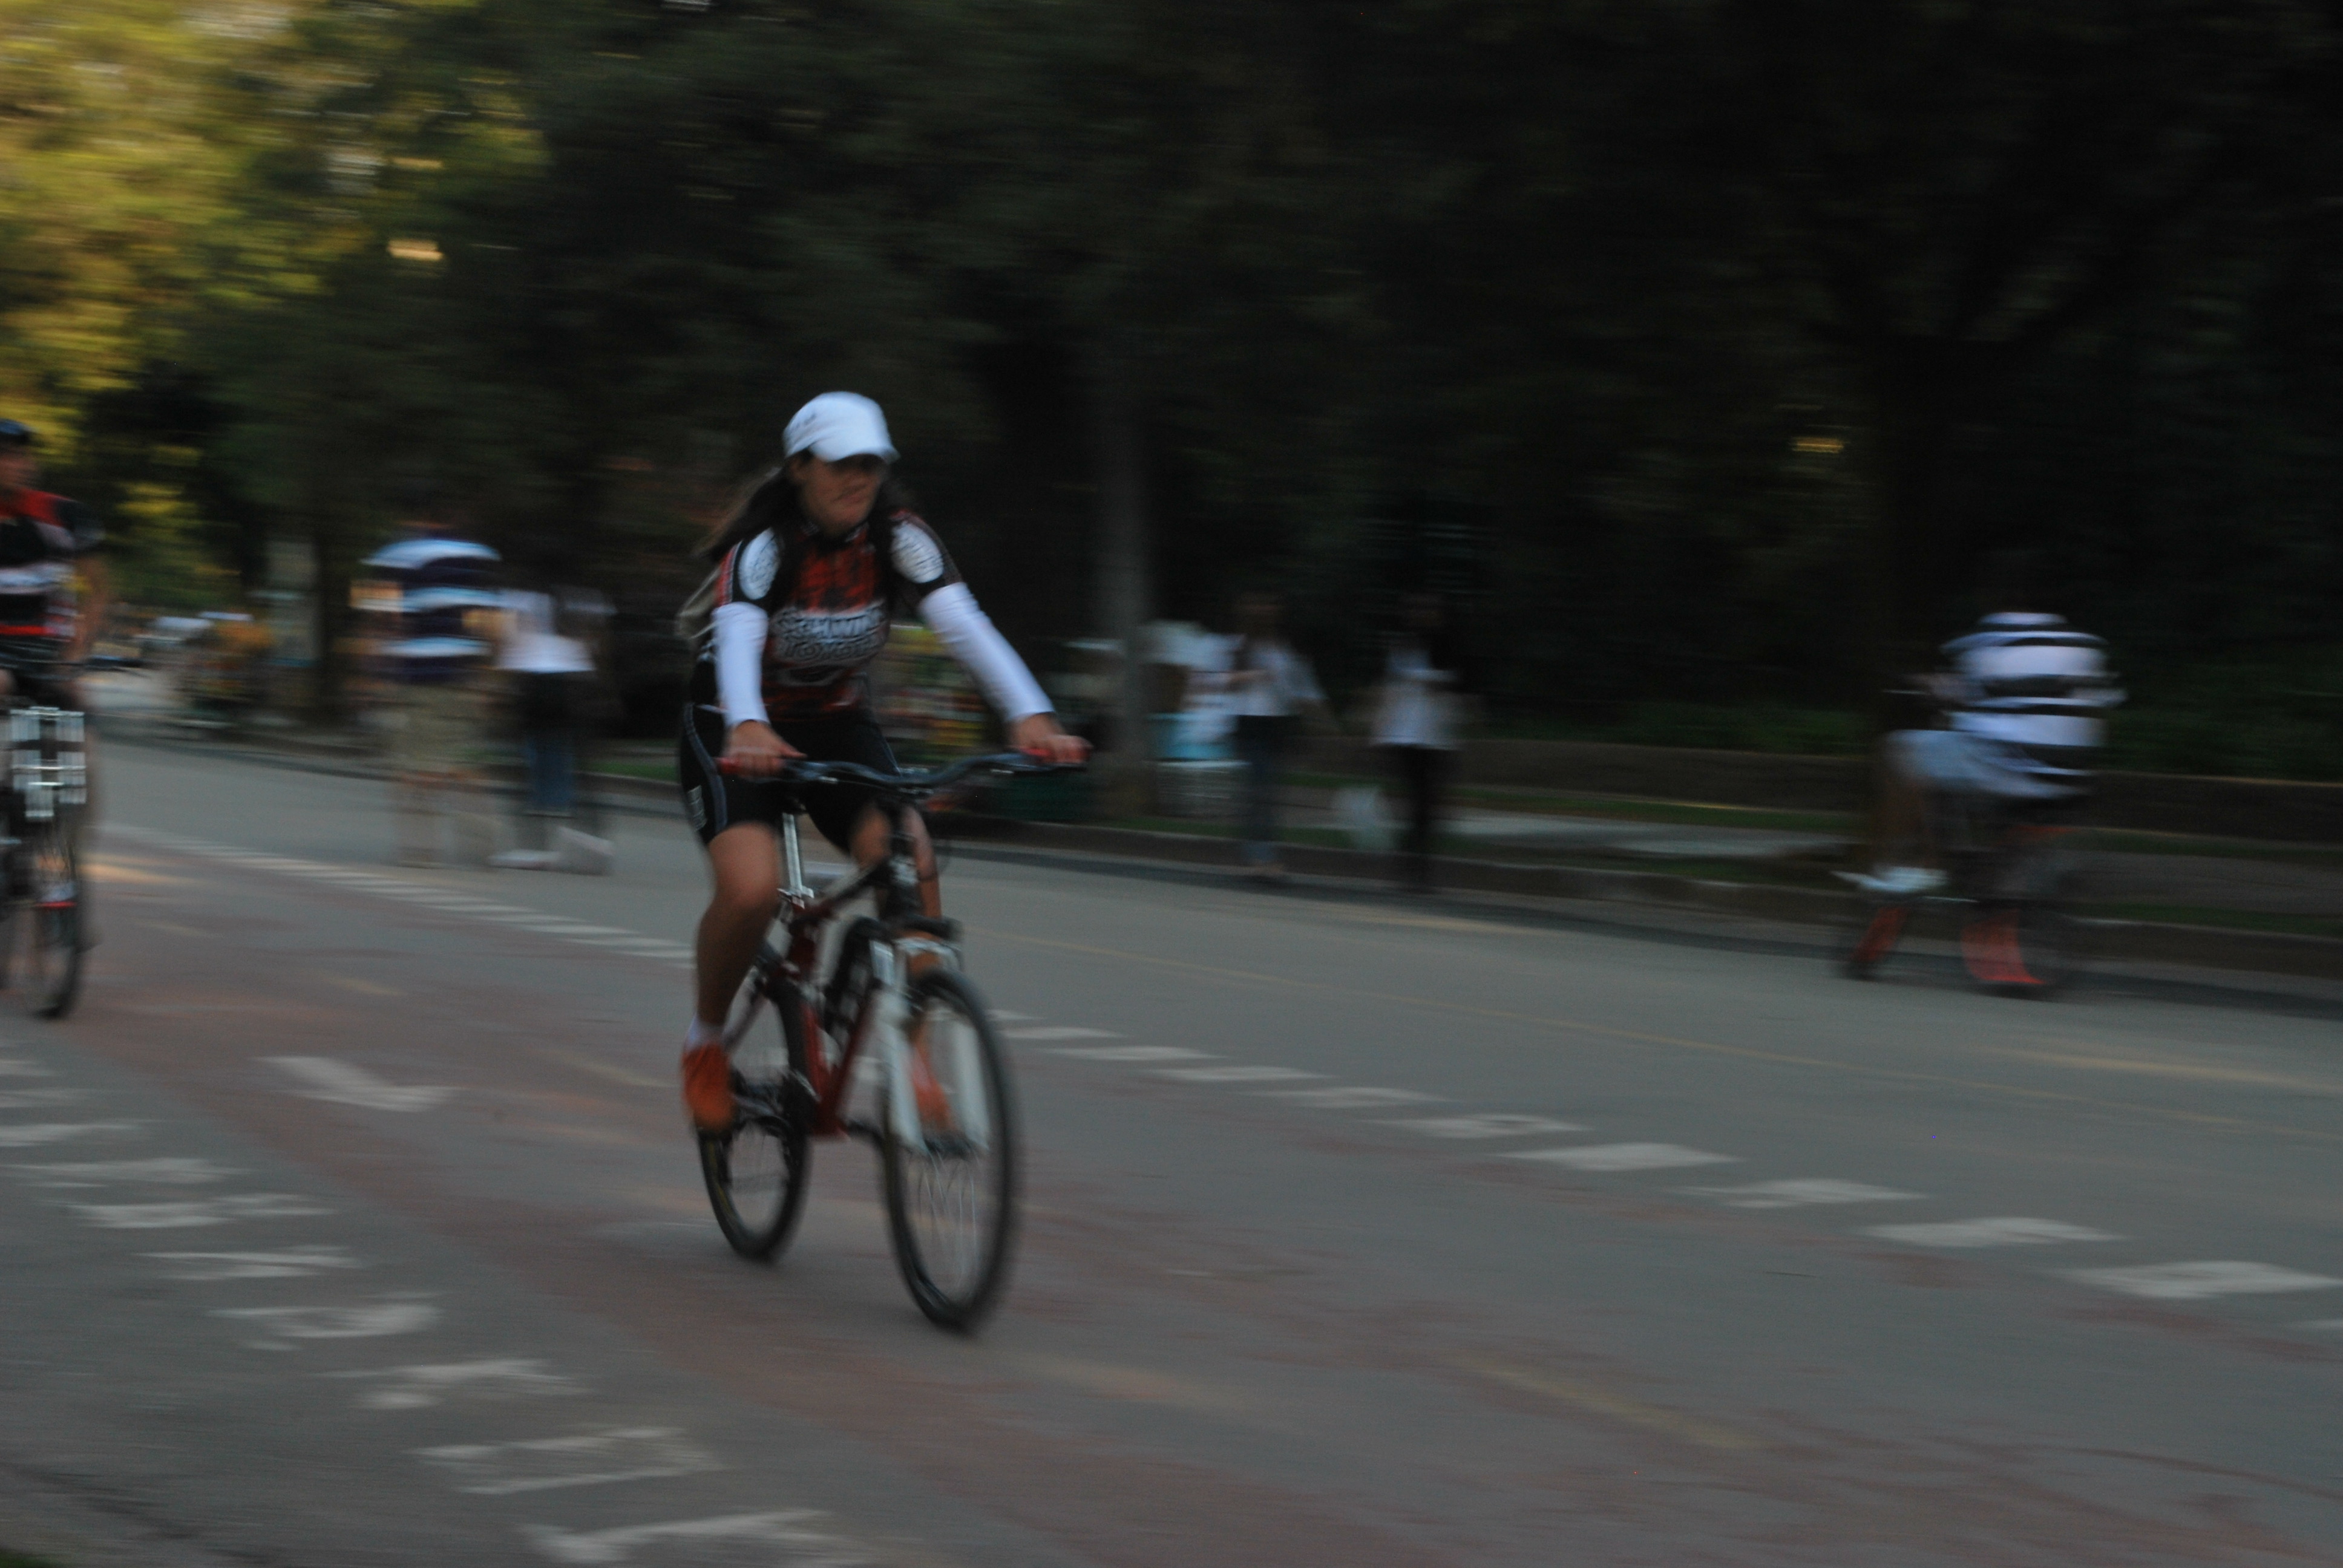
[1872, 742, 1935, 872]
[447, 766, 499, 866]
[392, 772, 440, 866]
[847, 804, 942, 919]
[693, 823, 782, 1029]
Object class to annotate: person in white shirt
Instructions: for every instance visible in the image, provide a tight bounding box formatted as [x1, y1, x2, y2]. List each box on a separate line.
[1371, 592, 1471, 890]
[1869, 550, 2123, 897]
[497, 581, 607, 822]
[1193, 592, 1325, 881]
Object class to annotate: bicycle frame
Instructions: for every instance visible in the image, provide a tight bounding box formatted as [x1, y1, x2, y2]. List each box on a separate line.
[726, 806, 955, 1144]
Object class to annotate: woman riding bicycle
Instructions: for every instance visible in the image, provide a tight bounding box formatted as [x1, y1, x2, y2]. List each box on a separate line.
[677, 393, 1086, 1129]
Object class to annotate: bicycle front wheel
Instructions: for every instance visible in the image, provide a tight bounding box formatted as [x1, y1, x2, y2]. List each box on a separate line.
[881, 969, 1019, 1331]
[21, 826, 81, 1019]
[698, 981, 811, 1261]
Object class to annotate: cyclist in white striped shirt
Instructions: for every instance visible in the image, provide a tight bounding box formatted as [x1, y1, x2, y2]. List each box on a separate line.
[1867, 551, 2124, 897]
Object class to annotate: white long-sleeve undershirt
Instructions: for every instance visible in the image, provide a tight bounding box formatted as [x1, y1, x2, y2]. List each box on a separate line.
[712, 601, 773, 728]
[916, 582, 1052, 723]
[709, 587, 1051, 730]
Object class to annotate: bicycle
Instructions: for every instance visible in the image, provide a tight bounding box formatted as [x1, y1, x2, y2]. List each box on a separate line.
[696, 750, 1067, 1331]
[0, 655, 111, 1018]
[1837, 716, 2090, 997]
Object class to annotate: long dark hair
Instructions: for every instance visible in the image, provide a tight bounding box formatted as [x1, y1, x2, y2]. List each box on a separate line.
[698, 459, 913, 563]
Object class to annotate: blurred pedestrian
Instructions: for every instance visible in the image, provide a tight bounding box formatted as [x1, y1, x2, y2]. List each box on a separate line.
[364, 491, 502, 867]
[1197, 592, 1325, 882]
[1371, 592, 1472, 891]
[498, 580, 608, 820]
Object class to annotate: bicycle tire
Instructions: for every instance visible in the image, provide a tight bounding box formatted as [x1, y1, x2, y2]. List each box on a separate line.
[880, 968, 1019, 1332]
[698, 979, 811, 1261]
[22, 826, 80, 1019]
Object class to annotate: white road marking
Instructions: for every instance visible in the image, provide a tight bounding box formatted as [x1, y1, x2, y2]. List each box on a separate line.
[267, 1056, 453, 1112]
[0, 1122, 141, 1148]
[575, 938, 692, 955]
[2063, 1262, 2343, 1301]
[1155, 1065, 1323, 1083]
[1051, 1045, 1213, 1062]
[1867, 1217, 2119, 1248]
[1687, 1179, 1923, 1209]
[12, 1157, 239, 1187]
[215, 1299, 441, 1350]
[523, 1510, 860, 1566]
[0, 1057, 55, 1077]
[418, 1427, 720, 1495]
[1264, 1086, 1441, 1110]
[113, 826, 687, 970]
[148, 1246, 364, 1280]
[1388, 1114, 1586, 1139]
[336, 1357, 580, 1410]
[73, 1194, 332, 1229]
[0, 1088, 81, 1109]
[1510, 1143, 1738, 1172]
[988, 1009, 1037, 1022]
[1006, 1026, 1122, 1040]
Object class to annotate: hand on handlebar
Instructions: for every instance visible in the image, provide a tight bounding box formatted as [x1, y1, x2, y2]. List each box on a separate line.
[723, 720, 803, 780]
[1008, 713, 1090, 767]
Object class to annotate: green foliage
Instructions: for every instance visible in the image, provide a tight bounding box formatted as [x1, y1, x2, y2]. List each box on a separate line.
[4, 0, 2338, 768]
[109, 477, 241, 610]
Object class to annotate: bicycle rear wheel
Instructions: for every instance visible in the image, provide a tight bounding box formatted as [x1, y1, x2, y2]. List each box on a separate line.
[21, 826, 80, 1019]
[698, 980, 811, 1261]
[881, 969, 1019, 1331]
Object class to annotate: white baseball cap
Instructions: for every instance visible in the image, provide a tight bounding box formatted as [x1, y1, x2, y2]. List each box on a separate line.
[783, 392, 897, 464]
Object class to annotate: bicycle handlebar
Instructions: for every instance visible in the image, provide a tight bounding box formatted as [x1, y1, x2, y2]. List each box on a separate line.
[0, 651, 142, 674]
[715, 750, 1080, 798]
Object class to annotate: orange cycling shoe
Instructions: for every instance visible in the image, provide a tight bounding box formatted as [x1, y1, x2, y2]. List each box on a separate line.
[680, 1041, 735, 1131]
[1961, 912, 2041, 988]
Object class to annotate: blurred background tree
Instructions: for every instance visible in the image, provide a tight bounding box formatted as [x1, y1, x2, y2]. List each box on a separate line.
[6, 0, 2338, 773]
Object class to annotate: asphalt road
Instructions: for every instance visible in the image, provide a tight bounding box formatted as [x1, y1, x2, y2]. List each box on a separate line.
[4, 738, 2340, 1567]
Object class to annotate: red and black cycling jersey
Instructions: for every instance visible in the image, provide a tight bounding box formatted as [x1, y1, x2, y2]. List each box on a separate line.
[703, 509, 963, 719]
[0, 490, 102, 643]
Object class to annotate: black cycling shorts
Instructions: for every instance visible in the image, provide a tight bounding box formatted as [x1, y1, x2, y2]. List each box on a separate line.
[0, 637, 75, 706]
[677, 703, 900, 853]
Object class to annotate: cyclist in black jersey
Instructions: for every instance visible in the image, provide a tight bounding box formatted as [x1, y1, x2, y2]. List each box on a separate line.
[677, 393, 1086, 1129]
[0, 420, 109, 704]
